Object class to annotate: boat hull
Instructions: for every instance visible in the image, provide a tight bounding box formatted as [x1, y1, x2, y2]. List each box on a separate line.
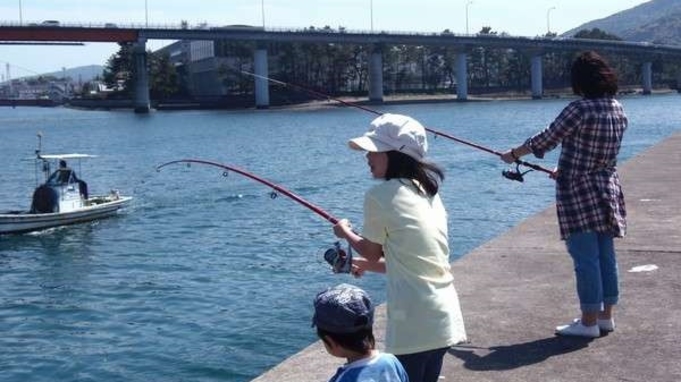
[0, 196, 132, 235]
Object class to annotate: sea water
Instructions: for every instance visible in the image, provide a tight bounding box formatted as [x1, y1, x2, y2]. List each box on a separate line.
[1, 94, 679, 382]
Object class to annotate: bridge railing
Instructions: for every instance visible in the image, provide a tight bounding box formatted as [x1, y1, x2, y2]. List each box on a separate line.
[0, 19, 509, 38]
[2, 21, 681, 56]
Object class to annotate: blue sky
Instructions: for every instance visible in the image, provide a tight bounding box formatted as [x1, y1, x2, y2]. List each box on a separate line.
[1, 0, 650, 78]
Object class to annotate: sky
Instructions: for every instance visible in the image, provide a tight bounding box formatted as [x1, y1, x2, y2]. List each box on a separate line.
[0, 0, 652, 79]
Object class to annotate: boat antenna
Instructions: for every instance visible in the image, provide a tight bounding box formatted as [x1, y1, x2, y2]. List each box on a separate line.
[240, 70, 553, 181]
[35, 131, 43, 158]
[34, 131, 51, 182]
[156, 159, 340, 224]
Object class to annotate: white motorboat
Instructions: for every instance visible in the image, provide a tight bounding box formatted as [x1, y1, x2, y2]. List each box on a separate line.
[0, 136, 132, 235]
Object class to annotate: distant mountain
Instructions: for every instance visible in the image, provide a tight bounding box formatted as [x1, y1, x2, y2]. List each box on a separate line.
[41, 65, 104, 83]
[563, 0, 681, 45]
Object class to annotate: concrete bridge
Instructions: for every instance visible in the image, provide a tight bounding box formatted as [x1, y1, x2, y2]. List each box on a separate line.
[3, 24, 681, 113]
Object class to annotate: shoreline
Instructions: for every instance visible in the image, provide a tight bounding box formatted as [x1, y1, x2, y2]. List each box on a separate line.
[261, 87, 676, 112]
[5, 87, 676, 112]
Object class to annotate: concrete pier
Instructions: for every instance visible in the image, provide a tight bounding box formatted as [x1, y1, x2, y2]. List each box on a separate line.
[252, 131, 681, 382]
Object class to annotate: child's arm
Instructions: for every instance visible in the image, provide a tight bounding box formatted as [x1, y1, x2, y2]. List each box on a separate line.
[333, 219, 384, 263]
[352, 256, 386, 275]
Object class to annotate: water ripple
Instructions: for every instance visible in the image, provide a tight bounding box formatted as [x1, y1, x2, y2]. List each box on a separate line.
[1, 95, 679, 382]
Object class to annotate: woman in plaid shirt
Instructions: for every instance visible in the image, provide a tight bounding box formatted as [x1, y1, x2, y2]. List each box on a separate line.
[501, 51, 627, 338]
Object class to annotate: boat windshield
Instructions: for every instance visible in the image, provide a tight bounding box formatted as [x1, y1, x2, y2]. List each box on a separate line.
[46, 168, 78, 185]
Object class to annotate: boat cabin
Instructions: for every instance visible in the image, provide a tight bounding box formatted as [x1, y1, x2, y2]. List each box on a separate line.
[30, 155, 91, 214]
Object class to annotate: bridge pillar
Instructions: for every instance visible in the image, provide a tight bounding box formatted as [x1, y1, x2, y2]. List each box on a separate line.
[254, 47, 270, 108]
[368, 46, 383, 103]
[531, 54, 543, 99]
[456, 53, 468, 101]
[133, 40, 150, 113]
[642, 61, 652, 95]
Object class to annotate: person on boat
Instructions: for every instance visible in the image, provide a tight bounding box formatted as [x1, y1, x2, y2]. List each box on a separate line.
[312, 283, 409, 382]
[46, 160, 88, 199]
[332, 113, 467, 382]
[48, 160, 77, 185]
[500, 51, 627, 338]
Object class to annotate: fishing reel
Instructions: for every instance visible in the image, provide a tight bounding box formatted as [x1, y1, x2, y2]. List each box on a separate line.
[323, 241, 353, 274]
[502, 162, 533, 183]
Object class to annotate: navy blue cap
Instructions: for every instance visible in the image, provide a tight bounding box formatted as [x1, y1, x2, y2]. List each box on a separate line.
[312, 284, 374, 334]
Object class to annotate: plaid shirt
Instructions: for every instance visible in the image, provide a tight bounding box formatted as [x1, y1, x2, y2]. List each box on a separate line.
[526, 97, 628, 240]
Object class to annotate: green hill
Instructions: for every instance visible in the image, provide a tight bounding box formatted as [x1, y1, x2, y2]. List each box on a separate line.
[564, 0, 681, 45]
[41, 65, 104, 83]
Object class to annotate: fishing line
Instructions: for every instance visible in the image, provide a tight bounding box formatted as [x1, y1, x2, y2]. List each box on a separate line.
[157, 158, 339, 223]
[241, 69, 554, 181]
[156, 159, 354, 273]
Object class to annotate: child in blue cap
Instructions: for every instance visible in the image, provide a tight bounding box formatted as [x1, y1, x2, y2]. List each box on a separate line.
[313, 284, 409, 382]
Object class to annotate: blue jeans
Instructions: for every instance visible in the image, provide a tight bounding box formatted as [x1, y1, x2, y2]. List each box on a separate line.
[565, 231, 619, 313]
[396, 347, 449, 382]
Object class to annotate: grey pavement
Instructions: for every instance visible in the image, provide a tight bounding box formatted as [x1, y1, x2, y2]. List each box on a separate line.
[252, 131, 681, 382]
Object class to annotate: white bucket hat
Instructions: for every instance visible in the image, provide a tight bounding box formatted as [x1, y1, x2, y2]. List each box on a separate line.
[348, 113, 428, 160]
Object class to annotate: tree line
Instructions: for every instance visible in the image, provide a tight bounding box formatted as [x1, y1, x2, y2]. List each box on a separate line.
[97, 27, 681, 104]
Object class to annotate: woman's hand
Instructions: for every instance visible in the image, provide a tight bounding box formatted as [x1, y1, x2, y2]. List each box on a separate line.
[501, 149, 519, 164]
[350, 263, 366, 278]
[502, 145, 530, 164]
[333, 219, 352, 239]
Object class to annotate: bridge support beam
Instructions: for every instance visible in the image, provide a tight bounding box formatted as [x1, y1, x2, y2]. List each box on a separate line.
[133, 40, 150, 113]
[531, 54, 543, 99]
[456, 53, 468, 101]
[254, 47, 270, 108]
[368, 46, 384, 103]
[253, 48, 270, 109]
[642, 61, 652, 95]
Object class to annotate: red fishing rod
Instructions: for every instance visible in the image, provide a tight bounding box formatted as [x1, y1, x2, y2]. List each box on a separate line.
[156, 159, 339, 224]
[242, 70, 553, 181]
[156, 159, 353, 273]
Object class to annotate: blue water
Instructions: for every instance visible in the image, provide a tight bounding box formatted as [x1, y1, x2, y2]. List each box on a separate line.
[1, 94, 679, 382]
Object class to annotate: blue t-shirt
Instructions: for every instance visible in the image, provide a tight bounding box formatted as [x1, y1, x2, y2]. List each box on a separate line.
[328, 352, 409, 382]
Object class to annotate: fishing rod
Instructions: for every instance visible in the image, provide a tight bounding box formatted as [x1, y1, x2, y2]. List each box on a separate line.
[242, 70, 553, 182]
[157, 159, 339, 224]
[156, 159, 353, 273]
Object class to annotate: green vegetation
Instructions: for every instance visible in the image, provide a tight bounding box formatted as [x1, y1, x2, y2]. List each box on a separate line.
[98, 26, 680, 104]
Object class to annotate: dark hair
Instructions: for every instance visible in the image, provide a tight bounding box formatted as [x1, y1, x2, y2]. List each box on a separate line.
[571, 51, 618, 98]
[317, 327, 375, 354]
[385, 151, 444, 197]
